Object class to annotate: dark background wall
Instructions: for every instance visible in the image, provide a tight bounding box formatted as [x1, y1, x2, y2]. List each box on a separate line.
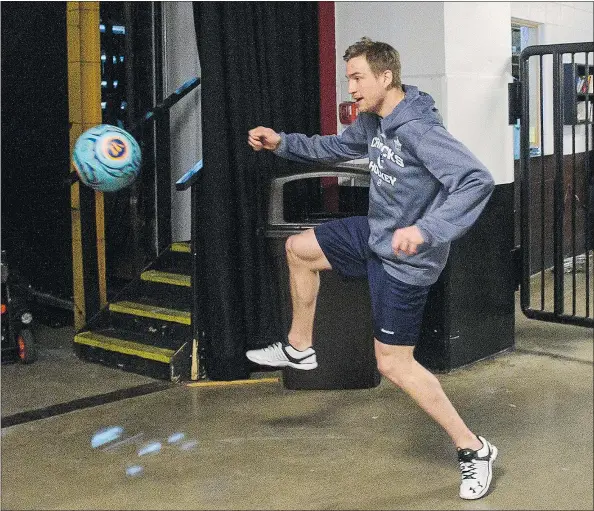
[1, 2, 72, 301]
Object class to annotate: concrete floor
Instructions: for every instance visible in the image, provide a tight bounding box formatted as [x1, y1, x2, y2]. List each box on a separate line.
[1, 290, 592, 510]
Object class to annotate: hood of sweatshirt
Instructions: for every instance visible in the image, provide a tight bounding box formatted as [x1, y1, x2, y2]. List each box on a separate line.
[378, 84, 443, 134]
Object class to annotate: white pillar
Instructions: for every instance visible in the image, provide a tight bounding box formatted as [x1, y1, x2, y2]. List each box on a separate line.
[442, 2, 513, 185]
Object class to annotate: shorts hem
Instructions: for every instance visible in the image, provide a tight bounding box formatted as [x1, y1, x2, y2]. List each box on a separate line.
[373, 334, 418, 346]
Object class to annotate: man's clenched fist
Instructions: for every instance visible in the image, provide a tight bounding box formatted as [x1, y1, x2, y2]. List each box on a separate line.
[392, 225, 425, 256]
[248, 127, 281, 152]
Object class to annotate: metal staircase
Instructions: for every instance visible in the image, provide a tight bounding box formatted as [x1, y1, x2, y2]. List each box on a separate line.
[72, 77, 205, 383]
[74, 241, 200, 382]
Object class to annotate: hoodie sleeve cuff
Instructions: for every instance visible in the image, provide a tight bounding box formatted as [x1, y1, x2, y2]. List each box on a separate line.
[415, 223, 434, 247]
[272, 132, 287, 156]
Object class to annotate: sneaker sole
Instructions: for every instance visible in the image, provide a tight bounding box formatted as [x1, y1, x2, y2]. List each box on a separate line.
[245, 353, 318, 371]
[460, 445, 498, 500]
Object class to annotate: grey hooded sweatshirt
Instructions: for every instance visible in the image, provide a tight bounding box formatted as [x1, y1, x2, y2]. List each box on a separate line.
[274, 85, 495, 286]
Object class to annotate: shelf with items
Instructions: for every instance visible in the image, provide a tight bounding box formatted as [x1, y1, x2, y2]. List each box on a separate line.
[563, 63, 593, 125]
[575, 98, 593, 125]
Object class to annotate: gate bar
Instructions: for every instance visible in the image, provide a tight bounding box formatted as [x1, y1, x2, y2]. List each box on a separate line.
[585, 53, 592, 319]
[552, 52, 565, 316]
[571, 54, 578, 317]
[519, 47, 532, 312]
[539, 54, 546, 311]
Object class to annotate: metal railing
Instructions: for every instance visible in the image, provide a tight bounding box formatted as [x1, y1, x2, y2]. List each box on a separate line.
[136, 76, 204, 379]
[133, 76, 202, 256]
[519, 42, 593, 328]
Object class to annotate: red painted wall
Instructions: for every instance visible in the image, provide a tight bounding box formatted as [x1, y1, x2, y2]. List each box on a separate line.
[318, 2, 339, 210]
[318, 2, 337, 135]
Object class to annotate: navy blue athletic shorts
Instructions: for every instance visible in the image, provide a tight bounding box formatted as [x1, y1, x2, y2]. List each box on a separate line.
[314, 216, 430, 346]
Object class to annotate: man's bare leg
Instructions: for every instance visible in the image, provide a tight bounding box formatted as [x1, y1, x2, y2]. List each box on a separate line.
[374, 340, 482, 450]
[285, 229, 332, 351]
[245, 229, 329, 369]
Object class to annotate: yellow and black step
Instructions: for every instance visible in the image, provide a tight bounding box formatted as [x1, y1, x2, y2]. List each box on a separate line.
[109, 300, 191, 325]
[156, 242, 192, 274]
[75, 330, 175, 364]
[75, 240, 197, 381]
[140, 270, 191, 287]
[74, 330, 190, 381]
[170, 242, 190, 253]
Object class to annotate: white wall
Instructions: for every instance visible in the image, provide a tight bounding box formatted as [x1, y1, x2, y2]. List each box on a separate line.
[163, 2, 201, 242]
[511, 1, 593, 43]
[443, 2, 513, 184]
[335, 2, 446, 108]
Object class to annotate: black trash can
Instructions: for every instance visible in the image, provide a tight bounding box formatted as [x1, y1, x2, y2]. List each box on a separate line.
[264, 166, 381, 390]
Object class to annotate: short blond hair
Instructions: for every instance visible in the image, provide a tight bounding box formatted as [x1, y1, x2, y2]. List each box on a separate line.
[343, 37, 402, 89]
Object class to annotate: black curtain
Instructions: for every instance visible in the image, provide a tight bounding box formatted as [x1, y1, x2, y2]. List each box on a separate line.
[1, 3, 72, 300]
[193, 2, 320, 380]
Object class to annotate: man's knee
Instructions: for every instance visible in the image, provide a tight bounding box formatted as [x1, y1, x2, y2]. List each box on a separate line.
[375, 341, 415, 383]
[285, 230, 331, 270]
[285, 234, 299, 259]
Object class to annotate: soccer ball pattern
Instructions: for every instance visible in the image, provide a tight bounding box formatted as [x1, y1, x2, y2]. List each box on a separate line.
[72, 124, 142, 192]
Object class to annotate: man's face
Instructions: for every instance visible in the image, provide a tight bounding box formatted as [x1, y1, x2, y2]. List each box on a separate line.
[346, 55, 391, 115]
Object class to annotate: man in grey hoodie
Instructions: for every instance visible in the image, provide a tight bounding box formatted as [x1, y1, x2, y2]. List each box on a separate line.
[247, 37, 497, 500]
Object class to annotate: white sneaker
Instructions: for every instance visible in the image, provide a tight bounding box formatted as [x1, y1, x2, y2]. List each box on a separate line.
[245, 342, 318, 370]
[458, 436, 498, 500]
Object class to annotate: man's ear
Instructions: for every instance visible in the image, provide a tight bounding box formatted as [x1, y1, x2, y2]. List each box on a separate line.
[383, 70, 393, 88]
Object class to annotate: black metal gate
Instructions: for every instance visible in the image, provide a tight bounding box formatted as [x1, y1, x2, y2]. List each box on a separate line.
[519, 42, 593, 328]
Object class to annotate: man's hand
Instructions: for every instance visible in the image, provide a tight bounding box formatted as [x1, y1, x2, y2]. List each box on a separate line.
[248, 126, 281, 152]
[392, 226, 425, 256]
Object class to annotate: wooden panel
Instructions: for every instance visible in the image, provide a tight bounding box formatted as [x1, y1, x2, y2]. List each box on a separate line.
[514, 151, 592, 273]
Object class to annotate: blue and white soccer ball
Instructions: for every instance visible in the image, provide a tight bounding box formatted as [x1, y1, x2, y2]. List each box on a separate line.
[72, 124, 142, 192]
